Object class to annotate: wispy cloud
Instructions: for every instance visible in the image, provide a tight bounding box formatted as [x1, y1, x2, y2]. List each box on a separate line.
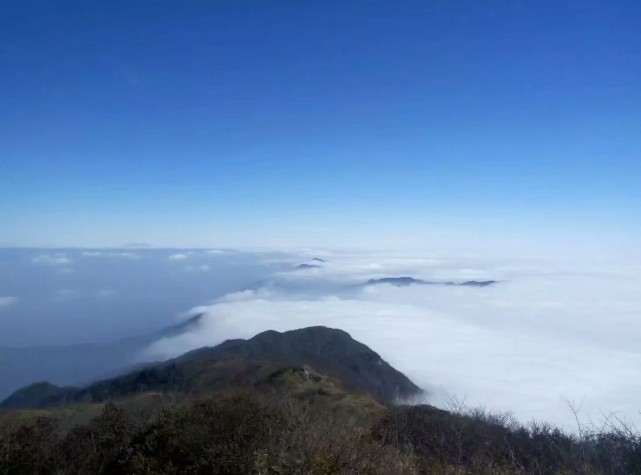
[32, 253, 73, 266]
[0, 296, 18, 309]
[168, 253, 189, 261]
[185, 264, 211, 272]
[95, 289, 117, 299]
[53, 289, 80, 301]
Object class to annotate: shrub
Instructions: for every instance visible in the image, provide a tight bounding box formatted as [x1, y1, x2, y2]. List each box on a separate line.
[2, 393, 640, 474]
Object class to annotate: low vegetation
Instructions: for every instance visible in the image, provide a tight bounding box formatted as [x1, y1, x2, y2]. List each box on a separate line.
[2, 328, 639, 473]
[1, 391, 640, 474]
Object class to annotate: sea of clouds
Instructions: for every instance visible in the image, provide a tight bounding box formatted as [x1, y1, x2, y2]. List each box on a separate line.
[143, 250, 641, 430]
[3, 247, 640, 429]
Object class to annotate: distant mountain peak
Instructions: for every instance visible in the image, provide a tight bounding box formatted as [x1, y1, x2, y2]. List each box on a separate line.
[457, 280, 497, 287]
[366, 277, 497, 287]
[0, 382, 76, 410]
[367, 277, 425, 286]
[157, 313, 203, 336]
[295, 263, 321, 270]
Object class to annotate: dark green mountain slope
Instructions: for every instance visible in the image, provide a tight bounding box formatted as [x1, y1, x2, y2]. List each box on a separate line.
[1, 326, 422, 409]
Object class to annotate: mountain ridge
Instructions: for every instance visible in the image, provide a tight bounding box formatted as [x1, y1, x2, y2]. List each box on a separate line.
[366, 277, 497, 287]
[1, 326, 422, 409]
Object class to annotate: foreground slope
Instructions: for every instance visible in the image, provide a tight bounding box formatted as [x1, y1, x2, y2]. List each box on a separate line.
[2, 327, 641, 474]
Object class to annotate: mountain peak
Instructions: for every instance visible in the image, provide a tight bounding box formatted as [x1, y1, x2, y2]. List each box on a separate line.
[2, 327, 422, 409]
[295, 263, 321, 270]
[366, 277, 497, 287]
[367, 277, 425, 286]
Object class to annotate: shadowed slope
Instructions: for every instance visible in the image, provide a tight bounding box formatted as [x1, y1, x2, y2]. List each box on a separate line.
[1, 327, 422, 409]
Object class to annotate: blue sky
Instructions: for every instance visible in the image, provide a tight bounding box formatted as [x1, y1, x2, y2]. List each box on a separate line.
[2, 1, 640, 251]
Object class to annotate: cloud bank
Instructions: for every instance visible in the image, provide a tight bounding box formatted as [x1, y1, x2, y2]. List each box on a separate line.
[143, 252, 641, 430]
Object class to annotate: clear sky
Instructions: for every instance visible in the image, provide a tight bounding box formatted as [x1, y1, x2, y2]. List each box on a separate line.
[2, 1, 640, 252]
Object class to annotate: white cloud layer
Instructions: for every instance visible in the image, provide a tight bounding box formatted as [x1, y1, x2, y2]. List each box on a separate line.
[143, 252, 641, 430]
